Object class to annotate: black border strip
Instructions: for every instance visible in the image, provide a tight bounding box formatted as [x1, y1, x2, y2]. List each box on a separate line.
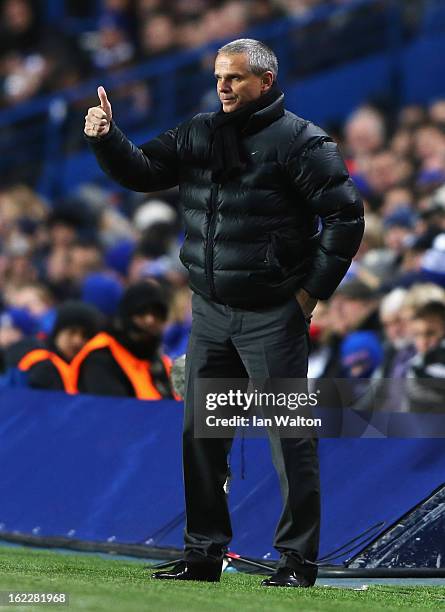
[2, 533, 445, 577]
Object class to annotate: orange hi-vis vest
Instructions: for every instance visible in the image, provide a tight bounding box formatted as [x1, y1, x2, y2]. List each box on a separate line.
[18, 349, 77, 394]
[71, 332, 173, 400]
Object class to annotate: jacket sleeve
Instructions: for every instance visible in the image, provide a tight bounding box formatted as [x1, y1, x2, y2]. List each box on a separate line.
[287, 130, 364, 300]
[85, 121, 179, 192]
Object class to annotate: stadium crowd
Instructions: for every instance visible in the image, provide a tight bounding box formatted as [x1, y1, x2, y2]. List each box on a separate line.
[0, 0, 388, 108]
[1, 0, 445, 411]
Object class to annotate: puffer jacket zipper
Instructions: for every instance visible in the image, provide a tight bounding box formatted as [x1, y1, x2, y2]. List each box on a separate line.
[205, 183, 219, 300]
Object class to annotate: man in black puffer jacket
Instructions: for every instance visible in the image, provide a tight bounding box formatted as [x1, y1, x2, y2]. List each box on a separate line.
[85, 39, 364, 587]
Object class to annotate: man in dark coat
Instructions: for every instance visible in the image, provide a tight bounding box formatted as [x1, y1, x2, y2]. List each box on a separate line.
[85, 38, 364, 587]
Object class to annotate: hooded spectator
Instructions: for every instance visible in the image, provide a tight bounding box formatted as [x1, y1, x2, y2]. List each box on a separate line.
[74, 280, 176, 399]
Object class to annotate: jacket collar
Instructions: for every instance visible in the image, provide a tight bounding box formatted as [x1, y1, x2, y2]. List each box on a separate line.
[242, 94, 285, 135]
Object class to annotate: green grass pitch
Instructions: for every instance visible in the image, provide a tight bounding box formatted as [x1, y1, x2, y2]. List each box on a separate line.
[0, 546, 444, 611]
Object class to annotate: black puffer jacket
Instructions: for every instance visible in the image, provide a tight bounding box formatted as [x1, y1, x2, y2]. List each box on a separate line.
[88, 95, 364, 305]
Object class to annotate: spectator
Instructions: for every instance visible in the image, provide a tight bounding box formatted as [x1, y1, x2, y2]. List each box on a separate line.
[365, 288, 415, 412]
[139, 13, 178, 58]
[380, 187, 415, 217]
[75, 280, 175, 399]
[67, 241, 104, 285]
[409, 301, 445, 358]
[420, 233, 445, 288]
[100, 0, 136, 40]
[405, 301, 445, 412]
[0, 0, 40, 56]
[382, 208, 416, 256]
[429, 99, 445, 128]
[316, 279, 381, 378]
[0, 306, 38, 373]
[401, 283, 445, 323]
[340, 330, 383, 384]
[0, 0, 89, 106]
[14, 301, 101, 393]
[331, 279, 381, 336]
[397, 104, 426, 130]
[92, 19, 135, 70]
[4, 282, 54, 320]
[379, 288, 414, 372]
[344, 106, 386, 160]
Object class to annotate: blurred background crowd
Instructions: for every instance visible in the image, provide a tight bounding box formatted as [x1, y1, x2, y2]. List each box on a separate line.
[0, 0, 364, 109]
[1, 0, 445, 410]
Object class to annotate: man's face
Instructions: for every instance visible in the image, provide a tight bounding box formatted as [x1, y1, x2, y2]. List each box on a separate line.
[330, 296, 374, 333]
[381, 312, 407, 348]
[410, 316, 445, 355]
[214, 52, 273, 113]
[131, 311, 166, 339]
[55, 327, 90, 362]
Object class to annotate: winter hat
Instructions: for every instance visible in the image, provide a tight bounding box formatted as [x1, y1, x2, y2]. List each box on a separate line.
[0, 307, 38, 336]
[104, 239, 135, 277]
[118, 281, 169, 323]
[81, 272, 124, 317]
[340, 331, 383, 378]
[50, 301, 102, 340]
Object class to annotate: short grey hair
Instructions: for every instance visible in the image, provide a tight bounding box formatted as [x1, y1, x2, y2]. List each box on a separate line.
[217, 38, 278, 79]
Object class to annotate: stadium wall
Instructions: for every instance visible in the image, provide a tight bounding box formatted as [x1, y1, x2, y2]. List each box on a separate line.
[1, 388, 444, 566]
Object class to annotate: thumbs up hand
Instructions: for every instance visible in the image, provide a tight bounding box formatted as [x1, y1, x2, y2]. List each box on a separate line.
[84, 86, 113, 137]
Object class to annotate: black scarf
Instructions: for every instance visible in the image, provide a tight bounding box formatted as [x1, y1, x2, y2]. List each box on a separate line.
[112, 326, 162, 361]
[211, 83, 282, 183]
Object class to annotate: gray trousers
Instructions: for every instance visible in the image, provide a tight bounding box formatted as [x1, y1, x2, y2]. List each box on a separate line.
[183, 292, 320, 578]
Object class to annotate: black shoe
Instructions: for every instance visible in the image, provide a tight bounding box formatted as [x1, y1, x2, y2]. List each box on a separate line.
[261, 566, 316, 588]
[152, 561, 221, 582]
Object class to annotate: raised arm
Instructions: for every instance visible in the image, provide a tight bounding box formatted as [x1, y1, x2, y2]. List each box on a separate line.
[288, 127, 365, 300]
[85, 86, 179, 192]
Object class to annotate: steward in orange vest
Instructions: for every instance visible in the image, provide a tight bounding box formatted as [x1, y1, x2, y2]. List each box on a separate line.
[17, 301, 102, 393]
[74, 281, 176, 399]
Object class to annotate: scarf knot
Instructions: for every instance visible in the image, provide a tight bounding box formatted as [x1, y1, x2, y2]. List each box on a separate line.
[211, 83, 283, 183]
